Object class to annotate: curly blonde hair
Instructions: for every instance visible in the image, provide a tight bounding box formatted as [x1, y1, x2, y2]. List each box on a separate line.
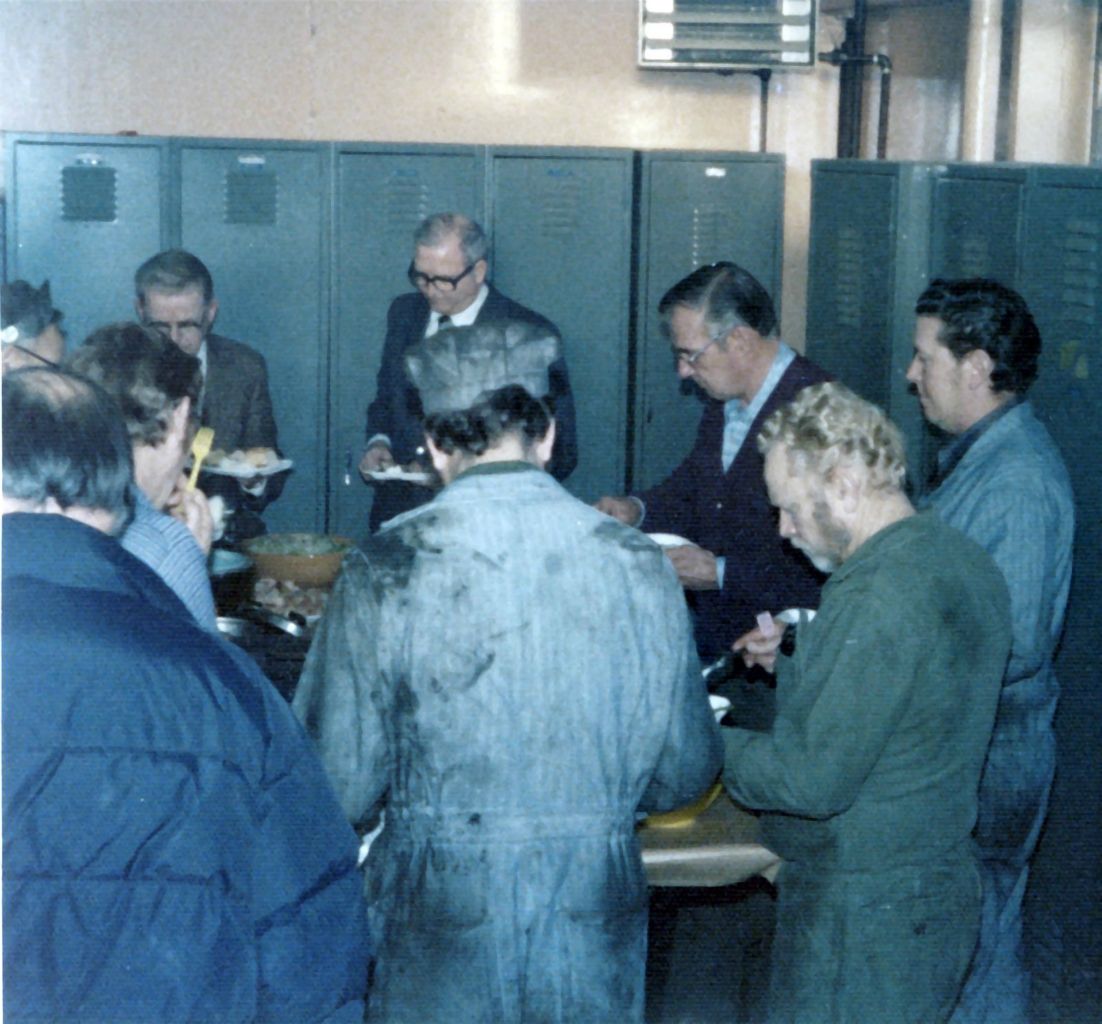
[757, 382, 907, 491]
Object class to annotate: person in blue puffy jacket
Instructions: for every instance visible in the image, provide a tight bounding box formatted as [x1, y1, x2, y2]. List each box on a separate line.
[2, 366, 371, 1023]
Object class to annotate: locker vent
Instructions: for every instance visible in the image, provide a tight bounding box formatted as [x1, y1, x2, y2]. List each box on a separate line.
[538, 173, 583, 242]
[225, 169, 278, 225]
[383, 171, 431, 235]
[833, 225, 864, 329]
[1059, 217, 1099, 332]
[957, 234, 992, 279]
[690, 205, 735, 266]
[61, 163, 117, 222]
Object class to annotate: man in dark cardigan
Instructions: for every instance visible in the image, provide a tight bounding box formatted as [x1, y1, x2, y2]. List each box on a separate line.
[598, 262, 830, 678]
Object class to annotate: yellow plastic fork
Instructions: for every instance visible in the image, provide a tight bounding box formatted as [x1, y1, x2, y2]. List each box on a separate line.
[187, 427, 215, 490]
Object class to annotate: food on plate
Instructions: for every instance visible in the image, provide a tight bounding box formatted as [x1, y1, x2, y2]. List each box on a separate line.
[253, 576, 330, 620]
[205, 446, 278, 470]
[243, 446, 275, 468]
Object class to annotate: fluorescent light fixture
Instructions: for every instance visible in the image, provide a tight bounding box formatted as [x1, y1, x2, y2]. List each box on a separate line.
[639, 0, 818, 71]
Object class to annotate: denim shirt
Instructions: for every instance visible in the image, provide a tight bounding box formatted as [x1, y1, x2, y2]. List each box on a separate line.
[922, 400, 1074, 712]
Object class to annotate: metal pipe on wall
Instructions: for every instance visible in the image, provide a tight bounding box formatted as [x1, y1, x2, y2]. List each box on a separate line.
[962, 0, 1004, 161]
[837, 0, 869, 158]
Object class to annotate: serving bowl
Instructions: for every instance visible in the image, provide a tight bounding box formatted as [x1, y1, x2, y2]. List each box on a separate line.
[243, 533, 354, 588]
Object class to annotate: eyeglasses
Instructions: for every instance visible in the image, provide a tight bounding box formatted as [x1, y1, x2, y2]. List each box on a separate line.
[675, 335, 722, 367]
[143, 318, 207, 340]
[407, 261, 477, 292]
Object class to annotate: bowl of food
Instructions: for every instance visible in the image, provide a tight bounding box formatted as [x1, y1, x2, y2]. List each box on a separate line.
[243, 533, 354, 589]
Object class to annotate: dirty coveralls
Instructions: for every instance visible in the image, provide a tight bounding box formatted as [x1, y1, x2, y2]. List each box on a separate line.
[295, 462, 723, 1023]
[723, 512, 1012, 1024]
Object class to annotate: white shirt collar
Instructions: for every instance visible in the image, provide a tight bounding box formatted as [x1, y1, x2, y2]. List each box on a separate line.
[428, 284, 490, 335]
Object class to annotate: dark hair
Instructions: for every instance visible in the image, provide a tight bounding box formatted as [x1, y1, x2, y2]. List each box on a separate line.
[65, 322, 202, 446]
[134, 249, 215, 304]
[2, 279, 63, 340]
[914, 278, 1040, 394]
[424, 384, 552, 457]
[658, 261, 777, 341]
[3, 367, 134, 527]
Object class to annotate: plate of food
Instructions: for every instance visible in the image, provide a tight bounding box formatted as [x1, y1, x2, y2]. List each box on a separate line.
[202, 447, 293, 479]
[646, 532, 694, 549]
[365, 465, 433, 485]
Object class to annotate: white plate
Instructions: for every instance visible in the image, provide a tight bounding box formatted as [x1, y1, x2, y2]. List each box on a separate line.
[202, 457, 293, 479]
[366, 468, 433, 485]
[647, 532, 694, 549]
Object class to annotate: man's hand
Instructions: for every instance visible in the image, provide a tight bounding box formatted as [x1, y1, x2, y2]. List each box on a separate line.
[731, 620, 787, 674]
[165, 476, 214, 555]
[359, 443, 395, 480]
[595, 495, 641, 526]
[666, 544, 719, 590]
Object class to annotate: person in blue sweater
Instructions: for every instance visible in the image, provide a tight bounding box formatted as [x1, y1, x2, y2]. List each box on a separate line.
[908, 279, 1075, 1024]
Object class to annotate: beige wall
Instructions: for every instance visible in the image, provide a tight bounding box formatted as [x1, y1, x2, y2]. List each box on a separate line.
[1, 0, 1096, 346]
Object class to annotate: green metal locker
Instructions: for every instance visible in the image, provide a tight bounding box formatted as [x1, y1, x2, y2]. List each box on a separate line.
[178, 140, 329, 536]
[487, 146, 635, 501]
[330, 145, 484, 541]
[931, 163, 1027, 284]
[1017, 164, 1102, 1021]
[806, 160, 938, 487]
[633, 151, 785, 492]
[4, 132, 170, 348]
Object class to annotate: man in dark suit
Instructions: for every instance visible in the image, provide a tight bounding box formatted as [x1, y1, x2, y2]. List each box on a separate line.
[135, 249, 281, 539]
[359, 212, 577, 531]
[598, 262, 830, 673]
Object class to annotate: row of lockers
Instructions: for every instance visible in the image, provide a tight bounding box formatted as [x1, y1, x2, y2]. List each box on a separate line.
[805, 158, 1102, 1019]
[3, 132, 786, 538]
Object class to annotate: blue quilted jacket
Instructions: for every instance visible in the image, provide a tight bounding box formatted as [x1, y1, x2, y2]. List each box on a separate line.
[2, 513, 370, 1023]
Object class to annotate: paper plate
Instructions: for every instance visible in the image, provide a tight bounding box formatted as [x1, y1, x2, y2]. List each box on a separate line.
[647, 532, 694, 549]
[366, 468, 433, 485]
[202, 457, 293, 479]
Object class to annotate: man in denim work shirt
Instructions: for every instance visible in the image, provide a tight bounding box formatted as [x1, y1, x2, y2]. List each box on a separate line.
[908, 279, 1075, 1023]
[295, 319, 721, 1022]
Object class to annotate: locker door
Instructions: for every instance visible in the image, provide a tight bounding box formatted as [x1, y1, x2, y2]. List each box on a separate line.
[488, 147, 634, 501]
[179, 141, 328, 535]
[1018, 166, 1102, 1018]
[931, 164, 1027, 284]
[5, 133, 169, 348]
[806, 160, 937, 488]
[331, 146, 483, 541]
[634, 152, 784, 491]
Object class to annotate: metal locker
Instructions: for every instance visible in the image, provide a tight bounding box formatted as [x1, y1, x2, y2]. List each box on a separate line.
[806, 160, 938, 489]
[634, 151, 785, 492]
[4, 132, 170, 349]
[931, 163, 1028, 285]
[1017, 164, 1102, 1021]
[177, 140, 329, 536]
[487, 146, 635, 501]
[330, 145, 484, 541]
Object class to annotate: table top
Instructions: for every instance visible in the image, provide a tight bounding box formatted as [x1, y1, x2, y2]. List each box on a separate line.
[640, 791, 781, 888]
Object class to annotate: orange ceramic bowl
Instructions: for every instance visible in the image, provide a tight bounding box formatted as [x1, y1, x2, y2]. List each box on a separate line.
[243, 533, 354, 588]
